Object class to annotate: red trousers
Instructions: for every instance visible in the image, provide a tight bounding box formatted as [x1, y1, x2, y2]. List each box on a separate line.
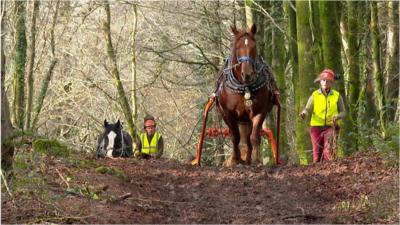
[310, 126, 339, 163]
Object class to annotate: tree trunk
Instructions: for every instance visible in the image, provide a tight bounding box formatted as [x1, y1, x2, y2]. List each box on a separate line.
[358, 3, 377, 129]
[319, 1, 353, 155]
[310, 1, 323, 73]
[130, 3, 138, 137]
[355, 2, 377, 138]
[284, 1, 298, 95]
[1, 59, 15, 175]
[346, 0, 361, 152]
[319, 1, 343, 78]
[25, 0, 39, 130]
[1, 1, 15, 175]
[257, 1, 275, 161]
[385, 1, 399, 122]
[244, 0, 253, 28]
[103, 1, 135, 139]
[210, 2, 225, 165]
[370, 2, 386, 135]
[271, 2, 289, 159]
[31, 0, 60, 130]
[261, 1, 273, 66]
[12, 0, 27, 129]
[284, 0, 299, 164]
[296, 0, 315, 165]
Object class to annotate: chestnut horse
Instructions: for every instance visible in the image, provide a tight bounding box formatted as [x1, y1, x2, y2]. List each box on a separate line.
[215, 24, 278, 166]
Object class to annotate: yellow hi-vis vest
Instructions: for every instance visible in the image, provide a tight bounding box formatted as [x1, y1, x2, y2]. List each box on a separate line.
[310, 89, 340, 127]
[140, 131, 161, 155]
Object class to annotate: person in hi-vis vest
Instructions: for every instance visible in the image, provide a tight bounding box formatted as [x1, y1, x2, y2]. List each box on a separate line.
[134, 115, 164, 159]
[299, 69, 346, 163]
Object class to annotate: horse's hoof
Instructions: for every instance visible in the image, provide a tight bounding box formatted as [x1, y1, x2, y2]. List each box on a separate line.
[224, 158, 245, 167]
[223, 159, 235, 167]
[252, 158, 261, 165]
[223, 159, 237, 167]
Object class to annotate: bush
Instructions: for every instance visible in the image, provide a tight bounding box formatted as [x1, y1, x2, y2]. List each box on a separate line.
[358, 122, 399, 167]
[33, 138, 70, 158]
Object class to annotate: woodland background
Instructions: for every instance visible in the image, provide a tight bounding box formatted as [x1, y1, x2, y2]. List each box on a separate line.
[1, 0, 399, 172]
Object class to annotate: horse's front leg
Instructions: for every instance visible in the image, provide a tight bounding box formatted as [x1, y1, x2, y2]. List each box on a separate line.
[250, 114, 265, 164]
[224, 120, 243, 166]
[245, 134, 252, 165]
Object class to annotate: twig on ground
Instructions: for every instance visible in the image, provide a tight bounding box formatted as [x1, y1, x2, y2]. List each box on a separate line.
[56, 168, 70, 189]
[111, 192, 132, 202]
[281, 214, 323, 220]
[35, 198, 64, 214]
[26, 215, 92, 224]
[1, 169, 16, 206]
[119, 192, 132, 199]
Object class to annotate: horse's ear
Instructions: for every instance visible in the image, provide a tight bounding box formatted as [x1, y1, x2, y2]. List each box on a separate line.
[230, 25, 238, 35]
[104, 119, 108, 127]
[250, 24, 257, 35]
[116, 120, 121, 128]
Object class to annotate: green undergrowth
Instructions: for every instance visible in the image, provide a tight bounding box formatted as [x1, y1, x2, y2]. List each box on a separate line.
[33, 138, 70, 157]
[95, 166, 128, 182]
[66, 184, 101, 200]
[357, 123, 399, 167]
[333, 189, 399, 223]
[8, 136, 100, 205]
[3, 135, 132, 223]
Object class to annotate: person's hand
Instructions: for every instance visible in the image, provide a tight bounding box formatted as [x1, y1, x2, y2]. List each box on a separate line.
[332, 115, 337, 125]
[299, 111, 306, 120]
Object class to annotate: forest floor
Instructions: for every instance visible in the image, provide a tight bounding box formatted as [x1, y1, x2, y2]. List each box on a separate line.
[1, 150, 399, 224]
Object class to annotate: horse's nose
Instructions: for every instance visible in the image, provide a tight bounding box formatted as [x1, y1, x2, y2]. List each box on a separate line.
[241, 71, 253, 82]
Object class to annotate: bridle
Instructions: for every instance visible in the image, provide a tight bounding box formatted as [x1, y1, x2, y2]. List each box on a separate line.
[237, 55, 257, 69]
[214, 33, 275, 100]
[221, 34, 268, 94]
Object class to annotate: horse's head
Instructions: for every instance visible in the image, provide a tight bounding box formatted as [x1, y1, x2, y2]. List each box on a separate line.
[231, 24, 258, 84]
[97, 119, 123, 157]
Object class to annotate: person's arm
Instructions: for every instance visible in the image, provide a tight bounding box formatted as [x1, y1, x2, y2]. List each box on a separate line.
[300, 95, 314, 118]
[335, 95, 346, 120]
[155, 136, 164, 159]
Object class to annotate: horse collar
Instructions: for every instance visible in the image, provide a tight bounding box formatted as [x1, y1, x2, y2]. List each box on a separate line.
[224, 57, 268, 94]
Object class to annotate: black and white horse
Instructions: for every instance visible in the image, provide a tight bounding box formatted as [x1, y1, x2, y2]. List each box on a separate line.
[96, 119, 133, 158]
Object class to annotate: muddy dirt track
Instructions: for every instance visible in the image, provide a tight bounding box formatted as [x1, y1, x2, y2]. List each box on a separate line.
[2, 152, 399, 224]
